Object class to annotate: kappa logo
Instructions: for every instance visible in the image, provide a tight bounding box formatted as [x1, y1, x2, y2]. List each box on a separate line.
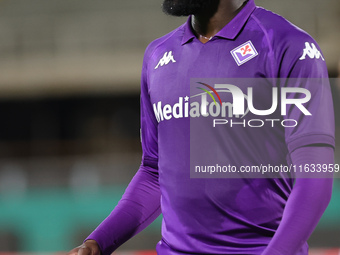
[231, 41, 258, 66]
[299, 42, 324, 61]
[155, 51, 176, 69]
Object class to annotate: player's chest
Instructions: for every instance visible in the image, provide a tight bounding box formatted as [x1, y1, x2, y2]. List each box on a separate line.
[147, 39, 269, 107]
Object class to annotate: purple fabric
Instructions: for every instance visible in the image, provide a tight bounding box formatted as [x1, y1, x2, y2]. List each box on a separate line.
[262, 146, 334, 255]
[85, 0, 335, 254]
[86, 163, 161, 255]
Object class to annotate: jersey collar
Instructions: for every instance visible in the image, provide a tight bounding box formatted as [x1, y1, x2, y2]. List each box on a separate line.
[181, 0, 256, 45]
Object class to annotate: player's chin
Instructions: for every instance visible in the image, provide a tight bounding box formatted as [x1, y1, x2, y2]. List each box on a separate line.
[161, 0, 200, 16]
[162, 0, 218, 17]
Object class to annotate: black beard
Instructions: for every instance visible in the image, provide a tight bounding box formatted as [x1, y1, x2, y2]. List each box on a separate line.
[162, 0, 218, 16]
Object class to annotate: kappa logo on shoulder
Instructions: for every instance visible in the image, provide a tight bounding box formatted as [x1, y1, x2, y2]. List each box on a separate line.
[155, 51, 176, 69]
[231, 41, 258, 66]
[299, 42, 324, 61]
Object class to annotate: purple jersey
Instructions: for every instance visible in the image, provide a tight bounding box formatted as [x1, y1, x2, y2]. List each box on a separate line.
[86, 1, 335, 254]
[140, 0, 334, 254]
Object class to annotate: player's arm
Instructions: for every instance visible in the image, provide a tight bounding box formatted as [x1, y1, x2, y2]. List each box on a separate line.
[262, 145, 334, 255]
[67, 48, 161, 255]
[67, 159, 161, 255]
[263, 34, 335, 254]
[67, 161, 160, 255]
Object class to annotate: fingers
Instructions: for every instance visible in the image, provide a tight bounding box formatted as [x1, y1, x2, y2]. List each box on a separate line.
[66, 247, 81, 255]
[66, 246, 91, 255]
[67, 240, 101, 255]
[78, 245, 93, 255]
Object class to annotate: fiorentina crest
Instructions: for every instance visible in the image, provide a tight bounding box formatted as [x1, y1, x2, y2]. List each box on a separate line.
[231, 41, 258, 66]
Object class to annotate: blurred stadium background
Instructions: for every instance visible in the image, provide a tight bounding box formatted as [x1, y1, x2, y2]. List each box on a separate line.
[0, 0, 339, 254]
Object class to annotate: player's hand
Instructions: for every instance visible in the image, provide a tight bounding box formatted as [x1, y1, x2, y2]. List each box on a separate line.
[67, 239, 101, 255]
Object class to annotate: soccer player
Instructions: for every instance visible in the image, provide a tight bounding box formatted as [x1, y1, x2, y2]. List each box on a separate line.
[68, 0, 335, 254]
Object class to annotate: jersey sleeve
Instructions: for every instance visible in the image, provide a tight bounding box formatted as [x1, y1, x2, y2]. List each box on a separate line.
[263, 146, 334, 255]
[84, 46, 161, 255]
[140, 45, 159, 169]
[278, 35, 335, 153]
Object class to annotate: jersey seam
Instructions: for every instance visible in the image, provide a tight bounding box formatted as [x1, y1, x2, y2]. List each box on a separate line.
[286, 133, 335, 145]
[250, 13, 276, 78]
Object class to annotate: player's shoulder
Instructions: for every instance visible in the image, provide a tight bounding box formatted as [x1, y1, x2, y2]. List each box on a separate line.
[250, 7, 318, 50]
[143, 23, 186, 62]
[249, 6, 326, 77]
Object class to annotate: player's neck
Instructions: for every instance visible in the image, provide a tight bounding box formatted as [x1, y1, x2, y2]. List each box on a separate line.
[192, 0, 247, 43]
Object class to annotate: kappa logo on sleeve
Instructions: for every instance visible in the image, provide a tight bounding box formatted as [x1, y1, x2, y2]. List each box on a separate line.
[155, 51, 176, 69]
[230, 41, 258, 66]
[299, 42, 325, 61]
